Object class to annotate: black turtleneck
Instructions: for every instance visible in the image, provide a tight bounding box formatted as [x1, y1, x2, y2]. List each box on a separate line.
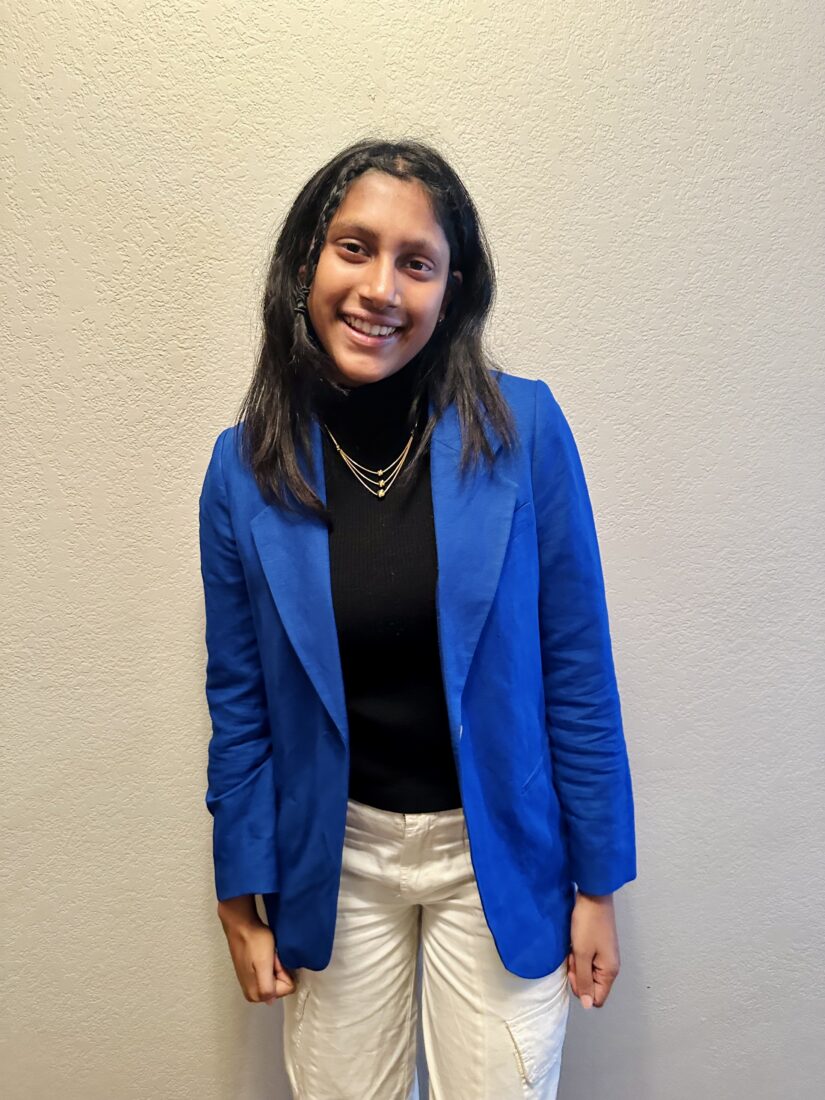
[314, 358, 462, 813]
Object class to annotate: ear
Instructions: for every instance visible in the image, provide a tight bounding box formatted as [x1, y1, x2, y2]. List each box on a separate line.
[440, 269, 462, 319]
[298, 263, 307, 284]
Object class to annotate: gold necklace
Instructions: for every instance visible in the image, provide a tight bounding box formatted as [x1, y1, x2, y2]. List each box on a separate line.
[323, 421, 417, 498]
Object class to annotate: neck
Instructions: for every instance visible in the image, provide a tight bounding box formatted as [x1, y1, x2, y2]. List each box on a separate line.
[315, 359, 426, 467]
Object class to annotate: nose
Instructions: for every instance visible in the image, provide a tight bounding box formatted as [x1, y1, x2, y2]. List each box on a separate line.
[360, 256, 401, 309]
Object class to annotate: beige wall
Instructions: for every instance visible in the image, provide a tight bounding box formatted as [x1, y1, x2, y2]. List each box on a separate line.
[3, 2, 823, 1097]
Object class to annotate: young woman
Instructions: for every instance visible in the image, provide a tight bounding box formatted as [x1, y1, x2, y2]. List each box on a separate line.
[199, 138, 636, 1099]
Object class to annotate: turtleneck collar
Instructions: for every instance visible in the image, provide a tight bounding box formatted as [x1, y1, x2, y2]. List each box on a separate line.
[314, 357, 427, 468]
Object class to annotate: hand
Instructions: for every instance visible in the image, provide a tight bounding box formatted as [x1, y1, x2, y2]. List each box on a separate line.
[218, 906, 297, 1004]
[567, 891, 620, 1010]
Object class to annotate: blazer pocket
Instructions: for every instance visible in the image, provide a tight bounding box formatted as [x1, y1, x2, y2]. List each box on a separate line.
[509, 500, 535, 542]
[521, 752, 546, 794]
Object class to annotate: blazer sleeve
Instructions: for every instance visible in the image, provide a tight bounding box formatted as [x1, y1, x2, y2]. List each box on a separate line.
[531, 380, 637, 896]
[199, 429, 278, 901]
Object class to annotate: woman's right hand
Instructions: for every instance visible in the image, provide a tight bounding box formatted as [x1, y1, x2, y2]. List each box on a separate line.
[218, 901, 298, 1004]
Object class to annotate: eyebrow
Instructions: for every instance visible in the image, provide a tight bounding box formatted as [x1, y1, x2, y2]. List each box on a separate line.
[330, 220, 443, 258]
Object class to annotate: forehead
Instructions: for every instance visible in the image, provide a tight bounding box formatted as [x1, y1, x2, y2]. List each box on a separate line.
[329, 172, 448, 255]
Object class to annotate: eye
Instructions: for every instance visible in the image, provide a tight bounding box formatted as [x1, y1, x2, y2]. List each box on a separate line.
[337, 242, 433, 274]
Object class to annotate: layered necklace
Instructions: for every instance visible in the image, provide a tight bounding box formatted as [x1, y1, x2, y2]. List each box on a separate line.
[323, 419, 418, 499]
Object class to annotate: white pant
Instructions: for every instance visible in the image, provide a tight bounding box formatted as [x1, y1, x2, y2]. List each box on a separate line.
[282, 797, 570, 1099]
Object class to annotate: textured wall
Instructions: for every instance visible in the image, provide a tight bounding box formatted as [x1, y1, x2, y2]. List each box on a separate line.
[3, 2, 823, 1097]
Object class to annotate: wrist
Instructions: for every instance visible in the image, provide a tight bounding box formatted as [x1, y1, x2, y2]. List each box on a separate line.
[576, 889, 614, 904]
[216, 894, 261, 929]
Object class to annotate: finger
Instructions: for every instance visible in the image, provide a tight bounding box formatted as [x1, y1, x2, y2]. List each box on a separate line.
[275, 968, 297, 1003]
[566, 951, 579, 999]
[249, 941, 279, 1004]
[254, 962, 276, 1004]
[574, 951, 595, 1010]
[273, 953, 297, 999]
[592, 960, 619, 1008]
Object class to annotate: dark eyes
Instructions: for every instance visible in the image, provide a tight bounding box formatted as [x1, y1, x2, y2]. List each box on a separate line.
[339, 242, 432, 273]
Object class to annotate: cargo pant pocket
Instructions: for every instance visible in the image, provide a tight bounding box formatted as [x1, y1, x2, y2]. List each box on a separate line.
[283, 982, 313, 1099]
[503, 979, 569, 1094]
[292, 982, 312, 1045]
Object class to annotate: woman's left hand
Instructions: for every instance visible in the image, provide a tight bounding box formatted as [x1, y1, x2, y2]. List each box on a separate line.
[567, 891, 621, 1009]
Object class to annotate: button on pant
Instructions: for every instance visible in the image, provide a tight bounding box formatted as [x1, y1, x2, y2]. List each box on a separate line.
[282, 797, 570, 1099]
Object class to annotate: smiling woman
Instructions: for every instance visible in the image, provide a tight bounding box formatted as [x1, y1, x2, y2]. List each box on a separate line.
[200, 136, 636, 1100]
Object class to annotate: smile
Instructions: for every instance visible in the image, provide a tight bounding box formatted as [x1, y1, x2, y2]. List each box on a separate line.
[340, 314, 403, 342]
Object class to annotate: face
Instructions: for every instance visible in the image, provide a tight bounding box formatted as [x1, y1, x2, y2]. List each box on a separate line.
[301, 170, 462, 387]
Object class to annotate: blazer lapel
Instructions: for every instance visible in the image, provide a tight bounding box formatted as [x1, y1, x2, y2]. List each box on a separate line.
[250, 391, 520, 751]
[428, 396, 520, 747]
[250, 420, 348, 745]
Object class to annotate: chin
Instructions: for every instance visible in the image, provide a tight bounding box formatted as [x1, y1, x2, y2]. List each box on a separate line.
[331, 360, 405, 386]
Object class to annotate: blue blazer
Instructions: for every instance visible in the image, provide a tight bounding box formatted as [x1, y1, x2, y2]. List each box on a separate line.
[199, 370, 636, 979]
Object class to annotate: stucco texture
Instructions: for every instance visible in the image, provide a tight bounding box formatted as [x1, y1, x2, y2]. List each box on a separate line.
[2, 1, 823, 1097]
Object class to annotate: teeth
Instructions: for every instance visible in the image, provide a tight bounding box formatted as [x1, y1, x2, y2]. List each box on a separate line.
[343, 314, 399, 337]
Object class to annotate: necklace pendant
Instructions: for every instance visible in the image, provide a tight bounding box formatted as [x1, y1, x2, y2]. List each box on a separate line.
[322, 420, 417, 501]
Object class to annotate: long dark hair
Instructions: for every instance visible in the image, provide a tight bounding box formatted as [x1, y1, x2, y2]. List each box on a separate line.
[234, 137, 518, 524]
